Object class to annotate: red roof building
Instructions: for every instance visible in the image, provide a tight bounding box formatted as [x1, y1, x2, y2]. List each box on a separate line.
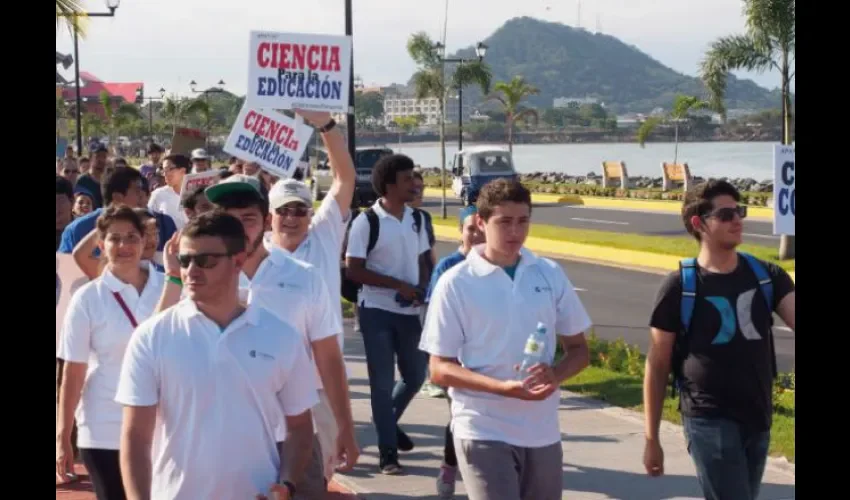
[61, 72, 143, 118]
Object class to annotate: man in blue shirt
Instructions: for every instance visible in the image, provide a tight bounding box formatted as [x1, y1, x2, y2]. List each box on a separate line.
[424, 204, 485, 499]
[58, 167, 177, 255]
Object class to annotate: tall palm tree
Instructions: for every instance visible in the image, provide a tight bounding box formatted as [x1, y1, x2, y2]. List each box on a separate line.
[407, 32, 492, 218]
[700, 0, 795, 259]
[487, 76, 539, 153]
[99, 91, 142, 152]
[56, 0, 87, 37]
[159, 96, 210, 136]
[637, 95, 709, 165]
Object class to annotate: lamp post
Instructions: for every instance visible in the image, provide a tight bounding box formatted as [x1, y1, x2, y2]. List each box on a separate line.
[59, 0, 121, 156]
[345, 0, 356, 164]
[190, 79, 226, 145]
[431, 41, 487, 152]
[136, 87, 166, 141]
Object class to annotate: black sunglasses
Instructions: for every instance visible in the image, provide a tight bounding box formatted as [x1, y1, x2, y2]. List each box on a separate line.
[705, 205, 747, 222]
[275, 205, 310, 218]
[177, 252, 233, 269]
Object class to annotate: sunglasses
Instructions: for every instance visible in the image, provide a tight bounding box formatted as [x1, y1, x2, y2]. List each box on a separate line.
[275, 205, 310, 218]
[177, 252, 233, 269]
[705, 205, 747, 222]
[63, 169, 79, 175]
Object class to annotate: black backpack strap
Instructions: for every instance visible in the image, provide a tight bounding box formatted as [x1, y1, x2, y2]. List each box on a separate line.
[411, 208, 423, 234]
[365, 208, 379, 255]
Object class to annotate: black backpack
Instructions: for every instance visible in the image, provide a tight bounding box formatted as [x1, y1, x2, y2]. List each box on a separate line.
[340, 207, 428, 304]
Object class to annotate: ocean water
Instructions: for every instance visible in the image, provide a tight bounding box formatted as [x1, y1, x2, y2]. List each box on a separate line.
[393, 141, 777, 181]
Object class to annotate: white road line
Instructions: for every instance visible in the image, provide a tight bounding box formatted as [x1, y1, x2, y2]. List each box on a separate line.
[570, 217, 630, 226]
[744, 232, 780, 239]
[775, 326, 792, 333]
[574, 287, 587, 292]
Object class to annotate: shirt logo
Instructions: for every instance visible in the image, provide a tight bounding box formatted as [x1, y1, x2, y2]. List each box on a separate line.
[249, 350, 275, 360]
[534, 286, 552, 293]
[705, 288, 763, 345]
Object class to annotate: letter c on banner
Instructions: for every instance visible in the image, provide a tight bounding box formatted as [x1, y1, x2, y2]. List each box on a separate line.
[257, 42, 271, 68]
[244, 111, 257, 130]
[781, 161, 795, 186]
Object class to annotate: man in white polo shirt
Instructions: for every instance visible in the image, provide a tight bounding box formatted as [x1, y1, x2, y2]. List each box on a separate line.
[420, 179, 592, 500]
[345, 153, 432, 475]
[148, 153, 190, 229]
[116, 211, 318, 500]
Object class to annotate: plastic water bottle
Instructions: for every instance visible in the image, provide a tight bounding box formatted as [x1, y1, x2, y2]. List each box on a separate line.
[516, 322, 547, 380]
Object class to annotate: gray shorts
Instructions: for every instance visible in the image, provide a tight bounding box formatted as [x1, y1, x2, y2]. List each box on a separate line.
[280, 433, 326, 500]
[455, 438, 563, 500]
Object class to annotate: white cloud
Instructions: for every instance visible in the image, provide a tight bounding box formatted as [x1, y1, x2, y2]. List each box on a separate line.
[56, 0, 786, 98]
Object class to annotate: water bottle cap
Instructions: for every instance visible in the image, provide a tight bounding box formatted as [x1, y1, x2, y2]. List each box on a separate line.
[536, 322, 546, 332]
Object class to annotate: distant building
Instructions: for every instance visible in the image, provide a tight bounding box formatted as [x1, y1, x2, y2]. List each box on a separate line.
[553, 96, 601, 109]
[59, 72, 143, 119]
[383, 93, 471, 126]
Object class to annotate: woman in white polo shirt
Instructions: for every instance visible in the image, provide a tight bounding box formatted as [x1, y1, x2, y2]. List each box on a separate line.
[56, 205, 166, 500]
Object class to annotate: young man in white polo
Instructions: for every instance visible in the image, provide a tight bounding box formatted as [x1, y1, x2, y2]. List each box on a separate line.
[116, 211, 317, 500]
[345, 154, 432, 474]
[420, 179, 592, 500]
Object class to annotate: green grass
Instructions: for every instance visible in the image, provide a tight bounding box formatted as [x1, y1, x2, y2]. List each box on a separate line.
[429, 214, 795, 272]
[563, 366, 795, 462]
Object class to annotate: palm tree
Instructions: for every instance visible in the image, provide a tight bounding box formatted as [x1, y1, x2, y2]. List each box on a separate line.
[488, 76, 539, 153]
[637, 95, 709, 165]
[700, 0, 795, 259]
[407, 32, 491, 218]
[159, 96, 210, 136]
[99, 91, 143, 152]
[56, 0, 87, 37]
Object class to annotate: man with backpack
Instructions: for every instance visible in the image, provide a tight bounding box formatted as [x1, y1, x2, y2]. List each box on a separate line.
[642, 180, 795, 500]
[345, 154, 432, 475]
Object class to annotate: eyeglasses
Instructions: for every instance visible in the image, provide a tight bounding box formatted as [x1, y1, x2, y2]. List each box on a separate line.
[275, 205, 310, 218]
[105, 234, 143, 245]
[63, 169, 79, 175]
[177, 252, 233, 269]
[705, 205, 747, 222]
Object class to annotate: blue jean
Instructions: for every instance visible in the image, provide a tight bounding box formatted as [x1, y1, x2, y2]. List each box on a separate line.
[359, 306, 428, 451]
[683, 416, 771, 500]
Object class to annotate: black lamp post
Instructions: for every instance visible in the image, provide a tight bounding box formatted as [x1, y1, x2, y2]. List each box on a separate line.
[136, 87, 166, 140]
[190, 80, 226, 145]
[431, 41, 487, 152]
[345, 0, 356, 163]
[59, 0, 121, 156]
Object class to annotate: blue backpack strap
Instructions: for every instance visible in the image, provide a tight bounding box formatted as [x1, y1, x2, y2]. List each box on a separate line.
[738, 252, 773, 311]
[679, 258, 698, 334]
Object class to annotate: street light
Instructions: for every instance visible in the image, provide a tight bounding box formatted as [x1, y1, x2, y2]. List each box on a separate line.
[58, 0, 122, 156]
[345, 0, 356, 174]
[190, 80, 226, 145]
[135, 87, 166, 140]
[431, 40, 488, 215]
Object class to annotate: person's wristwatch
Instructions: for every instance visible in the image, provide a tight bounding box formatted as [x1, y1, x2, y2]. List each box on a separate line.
[317, 118, 336, 134]
[279, 479, 296, 497]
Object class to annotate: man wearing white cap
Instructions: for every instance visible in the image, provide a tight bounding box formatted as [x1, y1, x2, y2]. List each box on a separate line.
[191, 148, 212, 173]
[267, 109, 356, 483]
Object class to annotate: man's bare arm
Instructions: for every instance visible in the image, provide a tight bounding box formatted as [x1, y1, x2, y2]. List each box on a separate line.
[345, 256, 413, 291]
[429, 356, 511, 396]
[552, 333, 590, 383]
[643, 328, 676, 442]
[120, 404, 157, 500]
[280, 410, 315, 485]
[776, 291, 795, 332]
[154, 280, 182, 314]
[312, 336, 358, 469]
[323, 128, 355, 219]
[57, 362, 86, 443]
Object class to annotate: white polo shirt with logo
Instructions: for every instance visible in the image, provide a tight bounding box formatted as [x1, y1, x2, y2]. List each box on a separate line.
[420, 246, 592, 448]
[114, 300, 319, 500]
[345, 202, 431, 315]
[148, 186, 187, 229]
[57, 265, 164, 450]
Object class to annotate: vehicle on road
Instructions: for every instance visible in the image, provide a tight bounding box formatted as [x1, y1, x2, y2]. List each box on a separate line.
[309, 146, 393, 208]
[450, 146, 518, 205]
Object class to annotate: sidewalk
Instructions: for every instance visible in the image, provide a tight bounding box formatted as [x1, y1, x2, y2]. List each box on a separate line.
[333, 322, 795, 499]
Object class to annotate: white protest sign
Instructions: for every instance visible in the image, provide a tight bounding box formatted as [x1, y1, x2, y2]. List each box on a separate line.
[247, 31, 352, 112]
[223, 102, 314, 179]
[179, 169, 220, 194]
[773, 144, 795, 236]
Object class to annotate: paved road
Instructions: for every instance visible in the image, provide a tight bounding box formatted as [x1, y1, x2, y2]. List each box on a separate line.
[431, 241, 795, 371]
[421, 197, 779, 243]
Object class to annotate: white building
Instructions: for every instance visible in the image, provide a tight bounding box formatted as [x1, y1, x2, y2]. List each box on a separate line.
[553, 96, 601, 109]
[383, 95, 471, 127]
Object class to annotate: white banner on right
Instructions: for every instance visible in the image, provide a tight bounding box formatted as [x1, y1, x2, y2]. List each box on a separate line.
[773, 144, 795, 236]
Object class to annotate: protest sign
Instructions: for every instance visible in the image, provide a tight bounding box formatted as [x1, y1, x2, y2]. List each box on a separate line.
[170, 127, 207, 156]
[223, 102, 314, 179]
[56, 254, 89, 350]
[179, 169, 220, 194]
[773, 144, 795, 236]
[247, 31, 352, 112]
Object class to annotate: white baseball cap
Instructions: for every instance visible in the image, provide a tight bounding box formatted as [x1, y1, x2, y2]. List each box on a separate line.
[269, 179, 313, 211]
[191, 148, 211, 161]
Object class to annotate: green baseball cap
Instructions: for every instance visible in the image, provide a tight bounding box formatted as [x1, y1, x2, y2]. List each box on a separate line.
[204, 174, 264, 204]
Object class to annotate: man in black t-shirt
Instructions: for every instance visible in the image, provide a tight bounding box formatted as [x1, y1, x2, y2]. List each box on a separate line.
[642, 180, 795, 500]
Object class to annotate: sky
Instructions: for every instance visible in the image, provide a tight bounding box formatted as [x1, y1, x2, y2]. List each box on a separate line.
[56, 0, 787, 99]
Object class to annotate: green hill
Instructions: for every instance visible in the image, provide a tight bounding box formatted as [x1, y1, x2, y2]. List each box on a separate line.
[439, 17, 782, 113]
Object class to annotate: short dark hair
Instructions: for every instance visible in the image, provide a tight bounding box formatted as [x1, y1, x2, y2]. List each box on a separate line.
[102, 167, 143, 204]
[96, 205, 145, 238]
[218, 170, 234, 180]
[412, 170, 424, 182]
[682, 180, 742, 241]
[133, 207, 156, 223]
[212, 188, 269, 217]
[56, 175, 74, 200]
[181, 185, 208, 210]
[371, 154, 415, 196]
[147, 143, 164, 154]
[476, 179, 532, 220]
[181, 210, 247, 255]
[79, 156, 90, 163]
[164, 154, 191, 171]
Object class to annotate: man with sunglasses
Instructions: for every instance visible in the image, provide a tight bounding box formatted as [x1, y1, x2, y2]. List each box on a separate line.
[643, 180, 795, 500]
[116, 211, 318, 500]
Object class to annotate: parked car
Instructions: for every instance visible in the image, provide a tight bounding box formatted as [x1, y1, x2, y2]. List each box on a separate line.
[309, 146, 393, 208]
